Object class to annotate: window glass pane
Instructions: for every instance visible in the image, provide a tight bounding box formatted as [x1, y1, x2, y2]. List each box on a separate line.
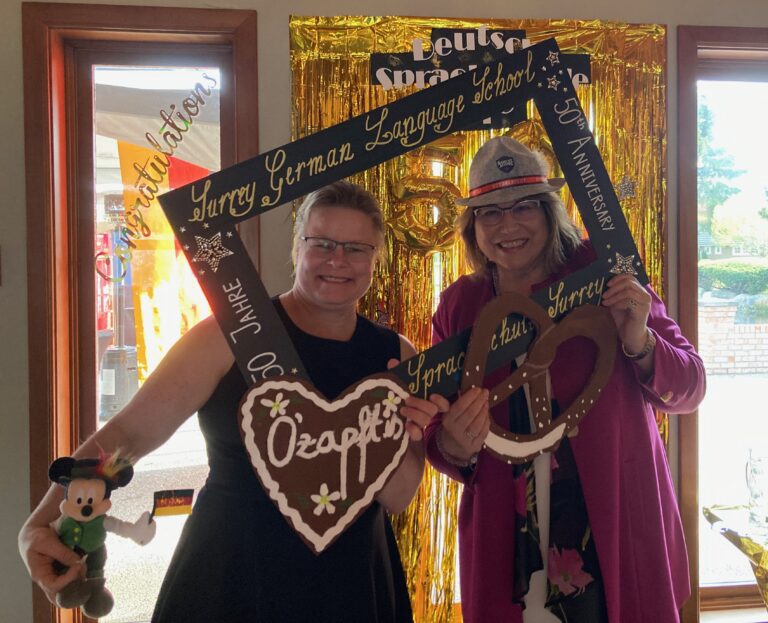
[697, 79, 768, 587]
[93, 65, 220, 622]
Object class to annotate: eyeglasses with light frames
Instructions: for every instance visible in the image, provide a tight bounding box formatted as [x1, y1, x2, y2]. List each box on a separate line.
[300, 236, 376, 258]
[472, 199, 543, 226]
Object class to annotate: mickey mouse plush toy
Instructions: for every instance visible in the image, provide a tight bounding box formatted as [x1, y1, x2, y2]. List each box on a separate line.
[49, 452, 156, 618]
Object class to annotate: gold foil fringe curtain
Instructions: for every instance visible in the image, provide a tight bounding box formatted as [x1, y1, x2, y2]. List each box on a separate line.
[290, 16, 667, 622]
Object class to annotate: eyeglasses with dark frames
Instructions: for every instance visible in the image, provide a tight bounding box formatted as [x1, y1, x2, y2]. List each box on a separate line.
[472, 199, 543, 226]
[300, 236, 376, 257]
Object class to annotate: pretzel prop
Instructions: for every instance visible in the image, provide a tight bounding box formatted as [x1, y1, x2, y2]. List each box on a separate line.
[461, 294, 617, 463]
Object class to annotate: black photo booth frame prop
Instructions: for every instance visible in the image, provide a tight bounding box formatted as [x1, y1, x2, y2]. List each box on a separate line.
[158, 36, 646, 404]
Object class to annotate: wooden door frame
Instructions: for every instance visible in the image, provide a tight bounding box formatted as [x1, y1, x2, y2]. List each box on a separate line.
[21, 4, 258, 621]
[70, 41, 237, 444]
[677, 25, 768, 623]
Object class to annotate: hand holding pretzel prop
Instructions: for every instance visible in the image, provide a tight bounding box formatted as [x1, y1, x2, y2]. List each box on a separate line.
[459, 294, 617, 463]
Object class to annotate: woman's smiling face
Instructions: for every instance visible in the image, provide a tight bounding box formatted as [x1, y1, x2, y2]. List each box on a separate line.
[474, 197, 550, 285]
[292, 206, 379, 311]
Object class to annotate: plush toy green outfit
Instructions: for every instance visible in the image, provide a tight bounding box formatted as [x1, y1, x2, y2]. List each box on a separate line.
[49, 454, 156, 618]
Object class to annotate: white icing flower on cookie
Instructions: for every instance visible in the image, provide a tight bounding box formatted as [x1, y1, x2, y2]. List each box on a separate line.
[261, 392, 289, 418]
[382, 391, 402, 414]
[311, 483, 341, 516]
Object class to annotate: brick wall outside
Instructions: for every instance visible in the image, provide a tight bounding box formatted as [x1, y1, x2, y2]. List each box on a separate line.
[698, 301, 768, 374]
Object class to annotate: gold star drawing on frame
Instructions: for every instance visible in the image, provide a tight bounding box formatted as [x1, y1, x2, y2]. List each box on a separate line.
[192, 232, 235, 273]
[609, 252, 638, 276]
[547, 50, 560, 66]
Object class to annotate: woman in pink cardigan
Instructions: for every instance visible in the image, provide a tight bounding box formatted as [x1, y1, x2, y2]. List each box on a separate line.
[425, 137, 705, 623]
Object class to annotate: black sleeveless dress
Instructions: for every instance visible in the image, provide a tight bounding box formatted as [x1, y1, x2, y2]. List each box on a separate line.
[152, 301, 412, 623]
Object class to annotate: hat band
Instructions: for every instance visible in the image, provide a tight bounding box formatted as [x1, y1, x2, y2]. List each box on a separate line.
[469, 175, 548, 198]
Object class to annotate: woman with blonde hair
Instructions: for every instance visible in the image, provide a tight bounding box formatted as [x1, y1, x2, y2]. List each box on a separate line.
[21, 180, 439, 622]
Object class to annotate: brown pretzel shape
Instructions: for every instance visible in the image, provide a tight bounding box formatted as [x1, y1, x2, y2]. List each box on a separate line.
[461, 294, 617, 463]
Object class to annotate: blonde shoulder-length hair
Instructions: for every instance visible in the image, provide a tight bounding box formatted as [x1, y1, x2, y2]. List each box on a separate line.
[456, 191, 583, 277]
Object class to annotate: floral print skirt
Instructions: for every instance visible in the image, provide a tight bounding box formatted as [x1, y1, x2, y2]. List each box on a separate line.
[508, 388, 609, 622]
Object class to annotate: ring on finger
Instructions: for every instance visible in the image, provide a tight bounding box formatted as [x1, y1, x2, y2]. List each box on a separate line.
[465, 429, 479, 440]
[628, 298, 638, 309]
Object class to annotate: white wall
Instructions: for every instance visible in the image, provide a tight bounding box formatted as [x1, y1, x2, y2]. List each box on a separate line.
[2, 1, 766, 621]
